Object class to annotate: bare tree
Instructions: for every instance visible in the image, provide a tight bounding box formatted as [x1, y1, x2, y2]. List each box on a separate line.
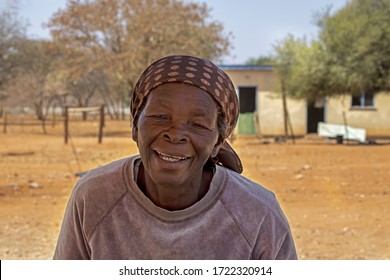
[0, 0, 27, 116]
[5, 39, 62, 133]
[65, 69, 108, 120]
[46, 0, 232, 116]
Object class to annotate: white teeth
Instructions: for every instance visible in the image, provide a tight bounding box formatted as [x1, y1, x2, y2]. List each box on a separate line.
[157, 152, 188, 162]
[161, 156, 180, 162]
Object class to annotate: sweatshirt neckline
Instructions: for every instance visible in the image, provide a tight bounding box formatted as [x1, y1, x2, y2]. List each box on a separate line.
[123, 155, 226, 222]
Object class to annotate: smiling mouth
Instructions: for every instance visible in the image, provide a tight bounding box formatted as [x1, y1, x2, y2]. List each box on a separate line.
[156, 151, 191, 162]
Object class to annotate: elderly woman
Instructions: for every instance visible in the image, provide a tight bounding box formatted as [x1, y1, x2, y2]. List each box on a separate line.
[54, 55, 297, 260]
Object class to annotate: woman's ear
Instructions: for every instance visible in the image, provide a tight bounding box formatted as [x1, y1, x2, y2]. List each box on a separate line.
[132, 125, 138, 143]
[211, 136, 224, 158]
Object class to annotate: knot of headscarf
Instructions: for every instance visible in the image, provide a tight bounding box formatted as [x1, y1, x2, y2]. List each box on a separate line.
[131, 55, 243, 173]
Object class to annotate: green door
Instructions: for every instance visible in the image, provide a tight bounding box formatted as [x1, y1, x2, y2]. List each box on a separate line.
[238, 112, 255, 134]
[238, 86, 256, 135]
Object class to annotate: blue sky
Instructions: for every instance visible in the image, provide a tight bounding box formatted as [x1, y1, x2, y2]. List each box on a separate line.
[2, 0, 349, 64]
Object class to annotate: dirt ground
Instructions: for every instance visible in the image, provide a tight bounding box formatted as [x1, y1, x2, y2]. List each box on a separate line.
[0, 117, 389, 260]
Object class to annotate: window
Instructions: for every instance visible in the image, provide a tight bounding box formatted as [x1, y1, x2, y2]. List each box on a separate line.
[352, 92, 375, 108]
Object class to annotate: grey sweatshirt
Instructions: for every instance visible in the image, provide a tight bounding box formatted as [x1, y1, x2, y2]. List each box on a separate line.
[53, 155, 297, 259]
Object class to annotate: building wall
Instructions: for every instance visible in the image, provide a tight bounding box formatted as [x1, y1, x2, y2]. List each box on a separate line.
[224, 69, 307, 136]
[327, 93, 390, 136]
[224, 67, 390, 137]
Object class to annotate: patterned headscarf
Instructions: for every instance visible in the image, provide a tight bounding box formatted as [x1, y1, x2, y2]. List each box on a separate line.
[131, 55, 243, 173]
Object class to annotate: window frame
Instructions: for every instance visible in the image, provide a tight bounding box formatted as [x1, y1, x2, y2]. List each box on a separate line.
[351, 92, 376, 109]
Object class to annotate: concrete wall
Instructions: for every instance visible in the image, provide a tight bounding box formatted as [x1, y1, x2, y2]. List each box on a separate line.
[327, 93, 390, 136]
[259, 91, 306, 136]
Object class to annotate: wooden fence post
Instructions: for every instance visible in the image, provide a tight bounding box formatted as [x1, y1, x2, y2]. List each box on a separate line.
[98, 105, 104, 144]
[3, 112, 7, 134]
[64, 106, 69, 144]
[52, 105, 56, 127]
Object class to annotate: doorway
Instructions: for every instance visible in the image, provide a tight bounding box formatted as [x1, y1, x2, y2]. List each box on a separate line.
[307, 99, 325, 133]
[238, 86, 256, 135]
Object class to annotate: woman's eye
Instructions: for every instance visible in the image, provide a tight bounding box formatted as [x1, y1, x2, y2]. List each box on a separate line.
[149, 114, 169, 120]
[191, 122, 208, 129]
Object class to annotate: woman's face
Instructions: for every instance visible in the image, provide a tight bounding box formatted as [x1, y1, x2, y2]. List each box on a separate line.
[133, 83, 222, 189]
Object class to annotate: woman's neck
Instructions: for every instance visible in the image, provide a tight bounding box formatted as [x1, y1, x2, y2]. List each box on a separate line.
[137, 163, 212, 211]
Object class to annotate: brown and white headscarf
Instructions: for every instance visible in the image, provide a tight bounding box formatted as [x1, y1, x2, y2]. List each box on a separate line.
[131, 55, 243, 173]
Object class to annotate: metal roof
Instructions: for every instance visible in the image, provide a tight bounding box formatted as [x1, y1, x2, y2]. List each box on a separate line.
[219, 65, 273, 71]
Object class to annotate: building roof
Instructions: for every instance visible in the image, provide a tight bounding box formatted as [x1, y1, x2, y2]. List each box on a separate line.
[219, 65, 273, 71]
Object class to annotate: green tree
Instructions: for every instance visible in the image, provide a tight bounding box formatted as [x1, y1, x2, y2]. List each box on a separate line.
[317, 0, 390, 95]
[273, 35, 305, 97]
[272, 34, 308, 140]
[272, 0, 390, 102]
[245, 55, 275, 66]
[274, 35, 339, 102]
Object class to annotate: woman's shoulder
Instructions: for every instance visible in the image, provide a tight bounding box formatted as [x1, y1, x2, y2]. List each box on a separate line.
[72, 155, 138, 202]
[217, 167, 293, 252]
[220, 167, 278, 208]
[217, 166, 290, 230]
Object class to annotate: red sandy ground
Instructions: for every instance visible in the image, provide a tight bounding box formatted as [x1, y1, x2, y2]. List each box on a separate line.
[0, 118, 389, 259]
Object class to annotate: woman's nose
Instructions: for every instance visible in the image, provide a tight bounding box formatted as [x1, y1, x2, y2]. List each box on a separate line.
[163, 124, 189, 144]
